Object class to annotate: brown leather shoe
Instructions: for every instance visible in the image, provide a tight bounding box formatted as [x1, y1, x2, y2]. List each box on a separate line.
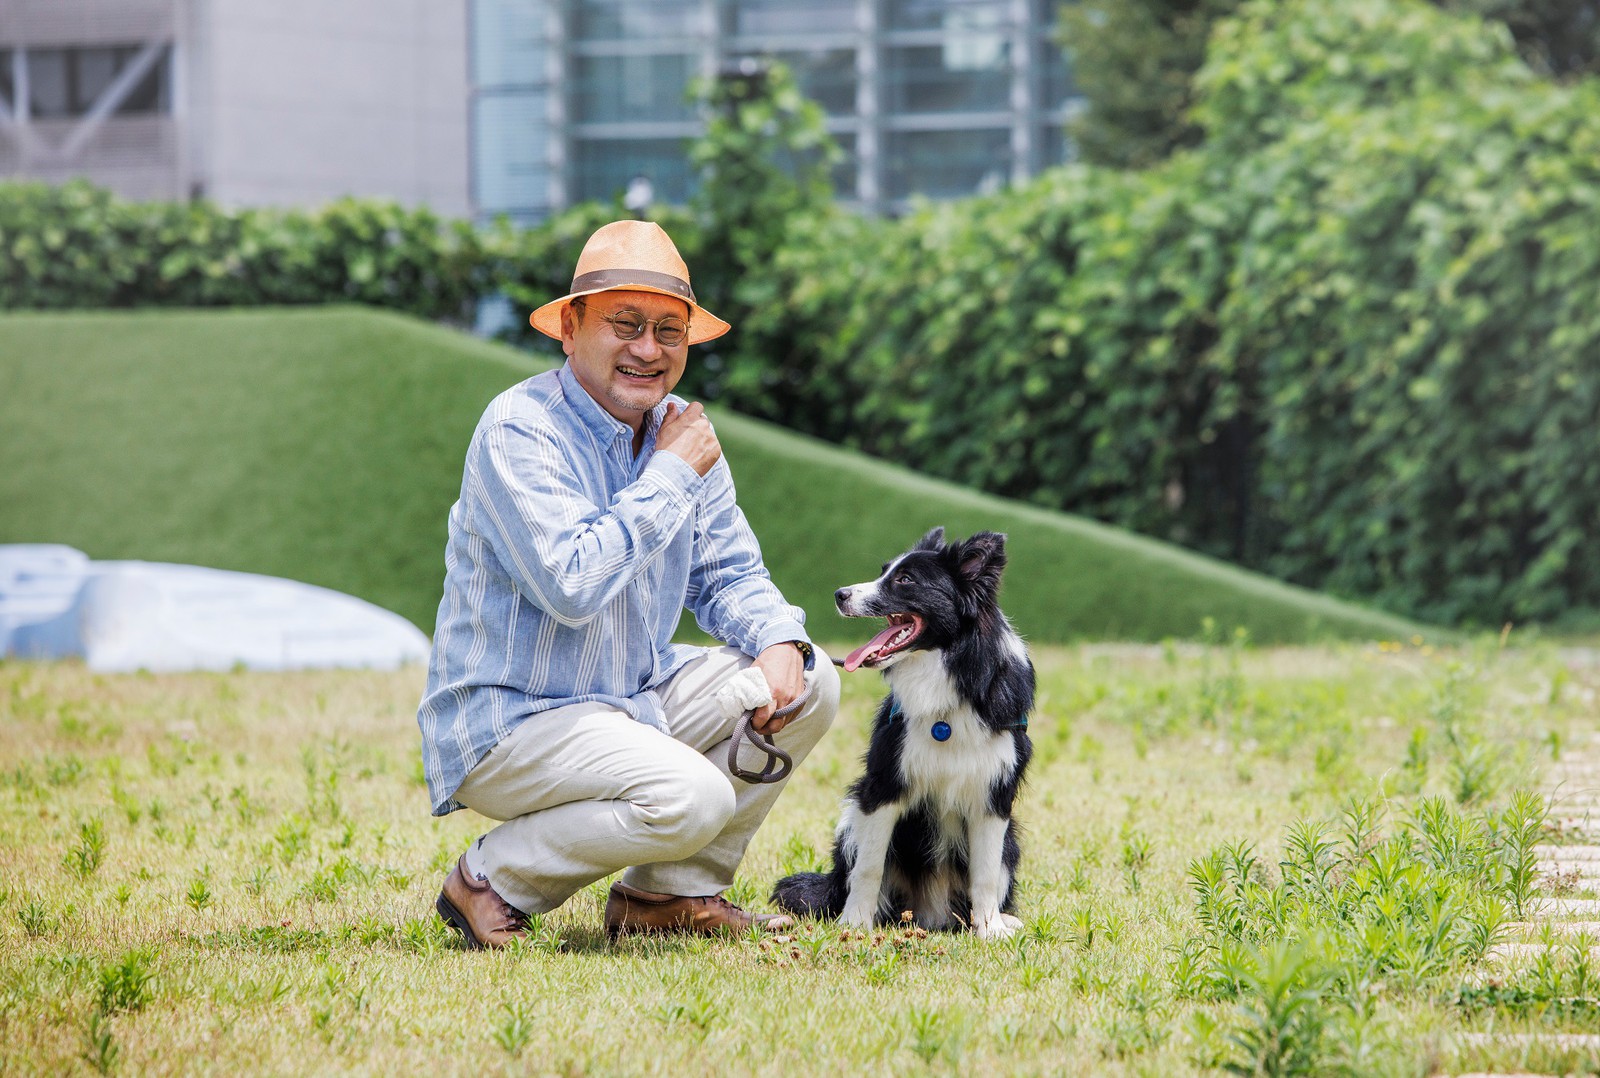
[435, 854, 528, 950]
[604, 882, 795, 938]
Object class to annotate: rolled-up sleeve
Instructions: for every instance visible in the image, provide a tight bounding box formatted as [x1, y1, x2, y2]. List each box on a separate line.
[683, 459, 809, 655]
[468, 416, 708, 626]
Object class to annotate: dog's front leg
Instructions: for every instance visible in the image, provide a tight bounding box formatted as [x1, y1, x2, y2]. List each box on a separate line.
[967, 814, 1017, 940]
[838, 802, 897, 928]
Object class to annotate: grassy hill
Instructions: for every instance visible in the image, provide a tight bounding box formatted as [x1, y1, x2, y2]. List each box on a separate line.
[0, 307, 1427, 644]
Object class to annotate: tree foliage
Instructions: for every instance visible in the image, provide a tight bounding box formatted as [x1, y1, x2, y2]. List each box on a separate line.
[1062, 0, 1600, 170]
[1059, 0, 1239, 169]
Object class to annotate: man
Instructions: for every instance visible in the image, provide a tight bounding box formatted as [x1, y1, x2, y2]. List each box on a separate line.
[417, 220, 840, 948]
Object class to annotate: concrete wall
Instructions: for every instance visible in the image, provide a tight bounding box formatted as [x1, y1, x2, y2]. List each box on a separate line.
[0, 0, 469, 216]
[197, 0, 469, 215]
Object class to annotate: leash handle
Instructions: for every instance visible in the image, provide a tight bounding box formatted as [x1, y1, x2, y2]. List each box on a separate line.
[727, 676, 815, 785]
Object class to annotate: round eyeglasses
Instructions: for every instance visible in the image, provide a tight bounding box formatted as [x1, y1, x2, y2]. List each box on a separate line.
[581, 302, 690, 347]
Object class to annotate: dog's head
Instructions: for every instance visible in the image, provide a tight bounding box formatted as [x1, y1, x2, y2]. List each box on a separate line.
[834, 527, 1008, 672]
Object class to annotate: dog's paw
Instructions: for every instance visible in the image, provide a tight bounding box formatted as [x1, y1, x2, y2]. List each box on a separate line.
[973, 911, 1018, 941]
[839, 905, 876, 930]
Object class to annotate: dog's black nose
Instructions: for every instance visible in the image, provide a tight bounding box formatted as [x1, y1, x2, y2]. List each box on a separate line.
[835, 587, 851, 605]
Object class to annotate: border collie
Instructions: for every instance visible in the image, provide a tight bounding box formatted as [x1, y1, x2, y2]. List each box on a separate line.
[772, 527, 1034, 939]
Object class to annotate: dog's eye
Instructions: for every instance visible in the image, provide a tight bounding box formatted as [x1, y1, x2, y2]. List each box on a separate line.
[895, 574, 913, 586]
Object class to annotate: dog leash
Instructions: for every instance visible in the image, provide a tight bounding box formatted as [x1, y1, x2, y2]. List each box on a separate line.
[728, 677, 817, 785]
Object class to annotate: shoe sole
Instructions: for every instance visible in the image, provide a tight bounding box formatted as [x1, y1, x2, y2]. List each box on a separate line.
[435, 893, 485, 950]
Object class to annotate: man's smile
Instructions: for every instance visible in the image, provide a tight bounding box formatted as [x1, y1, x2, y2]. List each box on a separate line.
[616, 364, 664, 382]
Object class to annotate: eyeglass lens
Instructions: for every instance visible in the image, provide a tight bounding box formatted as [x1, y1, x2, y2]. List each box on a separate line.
[606, 311, 687, 346]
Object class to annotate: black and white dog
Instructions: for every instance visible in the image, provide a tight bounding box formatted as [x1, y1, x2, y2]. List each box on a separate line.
[772, 527, 1034, 940]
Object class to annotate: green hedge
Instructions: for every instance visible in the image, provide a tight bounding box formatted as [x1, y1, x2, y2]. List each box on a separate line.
[3, 0, 1597, 627]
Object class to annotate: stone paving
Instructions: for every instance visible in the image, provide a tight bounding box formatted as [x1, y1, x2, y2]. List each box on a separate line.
[1450, 729, 1600, 1075]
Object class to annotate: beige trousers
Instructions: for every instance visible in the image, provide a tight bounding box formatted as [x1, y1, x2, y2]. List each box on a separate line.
[453, 645, 840, 914]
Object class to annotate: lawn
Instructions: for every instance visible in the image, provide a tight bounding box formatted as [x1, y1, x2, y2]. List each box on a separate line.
[0, 306, 1426, 645]
[2, 636, 1594, 1075]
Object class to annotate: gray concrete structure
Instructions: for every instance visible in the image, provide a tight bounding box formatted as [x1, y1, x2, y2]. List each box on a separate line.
[0, 0, 470, 215]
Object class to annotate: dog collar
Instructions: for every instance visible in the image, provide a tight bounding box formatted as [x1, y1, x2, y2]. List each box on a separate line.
[886, 696, 1026, 739]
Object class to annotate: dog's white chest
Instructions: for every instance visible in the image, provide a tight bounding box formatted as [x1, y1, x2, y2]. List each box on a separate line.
[887, 655, 1015, 816]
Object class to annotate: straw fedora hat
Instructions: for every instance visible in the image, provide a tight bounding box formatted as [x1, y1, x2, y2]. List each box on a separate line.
[528, 220, 731, 346]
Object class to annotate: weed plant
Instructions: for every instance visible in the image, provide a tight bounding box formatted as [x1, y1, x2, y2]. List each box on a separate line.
[0, 638, 1593, 1073]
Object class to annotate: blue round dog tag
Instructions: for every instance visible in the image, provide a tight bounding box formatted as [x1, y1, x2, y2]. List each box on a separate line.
[931, 721, 952, 742]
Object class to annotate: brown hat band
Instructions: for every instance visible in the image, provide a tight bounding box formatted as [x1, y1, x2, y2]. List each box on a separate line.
[570, 268, 696, 303]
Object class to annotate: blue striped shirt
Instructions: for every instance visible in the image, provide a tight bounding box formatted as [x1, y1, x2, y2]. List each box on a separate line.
[417, 362, 810, 815]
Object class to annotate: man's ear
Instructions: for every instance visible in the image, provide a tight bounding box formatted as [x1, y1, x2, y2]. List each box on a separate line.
[559, 301, 582, 356]
[954, 532, 1007, 589]
[916, 526, 946, 552]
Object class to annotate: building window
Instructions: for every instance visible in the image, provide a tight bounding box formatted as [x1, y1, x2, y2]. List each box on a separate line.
[474, 93, 554, 218]
[473, 0, 549, 87]
[884, 127, 1012, 199]
[18, 45, 170, 119]
[730, 47, 856, 115]
[883, 42, 1010, 114]
[885, 0, 1009, 32]
[572, 53, 696, 124]
[573, 137, 695, 204]
[732, 0, 857, 37]
[573, 0, 702, 43]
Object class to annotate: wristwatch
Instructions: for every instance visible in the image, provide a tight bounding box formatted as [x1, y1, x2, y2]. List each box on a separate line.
[788, 639, 815, 671]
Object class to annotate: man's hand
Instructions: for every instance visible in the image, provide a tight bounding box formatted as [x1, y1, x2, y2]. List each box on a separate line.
[656, 402, 721, 476]
[751, 643, 806, 734]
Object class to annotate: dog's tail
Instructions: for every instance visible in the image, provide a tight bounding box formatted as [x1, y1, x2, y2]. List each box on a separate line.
[771, 871, 844, 919]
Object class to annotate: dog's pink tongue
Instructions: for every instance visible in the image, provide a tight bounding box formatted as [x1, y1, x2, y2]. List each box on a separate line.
[843, 624, 905, 672]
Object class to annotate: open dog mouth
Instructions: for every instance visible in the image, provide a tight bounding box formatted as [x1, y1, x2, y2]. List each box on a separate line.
[842, 613, 925, 672]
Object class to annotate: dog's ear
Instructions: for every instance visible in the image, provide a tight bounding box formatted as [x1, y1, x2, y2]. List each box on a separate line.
[954, 531, 1007, 590]
[916, 526, 946, 552]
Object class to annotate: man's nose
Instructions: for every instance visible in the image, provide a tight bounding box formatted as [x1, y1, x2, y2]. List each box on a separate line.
[629, 328, 664, 360]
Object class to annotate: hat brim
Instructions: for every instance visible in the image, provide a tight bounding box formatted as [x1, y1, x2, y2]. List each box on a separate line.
[529, 284, 731, 346]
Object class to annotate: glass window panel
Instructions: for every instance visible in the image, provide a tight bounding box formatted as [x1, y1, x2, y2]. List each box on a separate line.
[28, 49, 71, 118]
[76, 48, 119, 109]
[883, 43, 1009, 113]
[573, 0, 700, 42]
[0, 52, 12, 110]
[1040, 40, 1074, 109]
[112, 46, 170, 116]
[829, 131, 857, 197]
[572, 53, 695, 123]
[731, 48, 856, 114]
[474, 92, 553, 215]
[474, 0, 548, 87]
[885, 0, 1007, 32]
[1038, 122, 1070, 168]
[883, 127, 1011, 199]
[733, 0, 857, 36]
[573, 137, 695, 204]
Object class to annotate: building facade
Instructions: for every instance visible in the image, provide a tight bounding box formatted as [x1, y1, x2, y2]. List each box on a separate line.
[0, 0, 470, 215]
[471, 0, 1077, 223]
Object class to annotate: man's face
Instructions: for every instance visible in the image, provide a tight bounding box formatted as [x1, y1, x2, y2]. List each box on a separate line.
[560, 289, 691, 430]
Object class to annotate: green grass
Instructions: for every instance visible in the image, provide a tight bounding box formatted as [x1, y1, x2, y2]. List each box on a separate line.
[0, 638, 1592, 1074]
[0, 306, 1426, 644]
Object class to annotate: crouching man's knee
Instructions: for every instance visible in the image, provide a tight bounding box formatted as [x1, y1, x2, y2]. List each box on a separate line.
[633, 759, 738, 858]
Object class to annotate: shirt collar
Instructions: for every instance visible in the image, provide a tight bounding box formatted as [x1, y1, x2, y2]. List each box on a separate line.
[556, 361, 670, 445]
